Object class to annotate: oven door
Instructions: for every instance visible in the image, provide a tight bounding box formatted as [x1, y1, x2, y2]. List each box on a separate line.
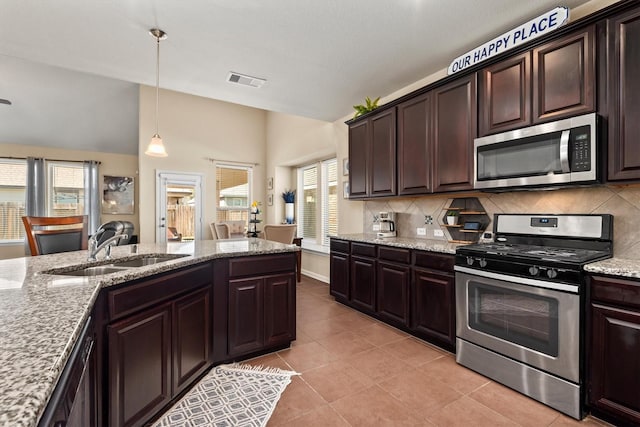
[455, 267, 580, 383]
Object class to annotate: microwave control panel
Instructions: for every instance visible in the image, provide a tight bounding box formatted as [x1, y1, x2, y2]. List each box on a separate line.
[570, 125, 591, 172]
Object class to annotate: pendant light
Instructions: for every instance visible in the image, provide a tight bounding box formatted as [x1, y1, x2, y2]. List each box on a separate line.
[145, 28, 168, 157]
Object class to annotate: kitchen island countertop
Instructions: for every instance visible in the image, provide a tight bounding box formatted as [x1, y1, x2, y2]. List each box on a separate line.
[0, 239, 298, 427]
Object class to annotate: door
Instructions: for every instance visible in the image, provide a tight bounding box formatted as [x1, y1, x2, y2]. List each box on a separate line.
[369, 108, 397, 197]
[228, 277, 264, 357]
[156, 171, 203, 243]
[397, 92, 432, 195]
[348, 120, 369, 198]
[350, 255, 376, 313]
[377, 261, 410, 326]
[264, 273, 296, 347]
[411, 267, 455, 348]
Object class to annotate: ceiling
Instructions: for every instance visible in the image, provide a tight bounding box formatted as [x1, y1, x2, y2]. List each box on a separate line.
[0, 0, 593, 154]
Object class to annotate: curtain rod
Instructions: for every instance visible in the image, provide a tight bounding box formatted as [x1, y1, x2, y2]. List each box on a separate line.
[205, 157, 259, 167]
[1, 156, 101, 164]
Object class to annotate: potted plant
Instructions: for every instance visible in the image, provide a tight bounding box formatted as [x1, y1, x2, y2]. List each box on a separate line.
[445, 210, 459, 225]
[282, 190, 296, 224]
[353, 96, 381, 119]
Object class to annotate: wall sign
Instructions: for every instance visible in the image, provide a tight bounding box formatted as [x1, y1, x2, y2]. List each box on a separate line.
[448, 7, 569, 75]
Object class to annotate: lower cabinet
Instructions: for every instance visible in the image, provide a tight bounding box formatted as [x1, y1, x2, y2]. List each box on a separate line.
[106, 263, 213, 427]
[330, 238, 455, 351]
[225, 254, 297, 360]
[589, 275, 640, 426]
[411, 266, 455, 351]
[228, 272, 295, 357]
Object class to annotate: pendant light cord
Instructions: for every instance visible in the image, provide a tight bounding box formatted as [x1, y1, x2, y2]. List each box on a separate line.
[155, 34, 160, 136]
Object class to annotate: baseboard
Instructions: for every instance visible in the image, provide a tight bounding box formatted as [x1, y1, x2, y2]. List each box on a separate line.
[300, 269, 329, 283]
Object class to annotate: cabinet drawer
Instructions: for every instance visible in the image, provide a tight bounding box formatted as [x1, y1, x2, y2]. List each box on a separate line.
[413, 251, 454, 272]
[590, 275, 640, 310]
[351, 242, 376, 257]
[229, 254, 295, 278]
[378, 246, 410, 264]
[330, 239, 349, 253]
[108, 263, 213, 321]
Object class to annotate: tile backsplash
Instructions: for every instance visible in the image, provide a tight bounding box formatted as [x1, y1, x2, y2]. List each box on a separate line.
[364, 185, 640, 259]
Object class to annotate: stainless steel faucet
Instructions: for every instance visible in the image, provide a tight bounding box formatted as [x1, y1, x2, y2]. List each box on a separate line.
[87, 234, 128, 261]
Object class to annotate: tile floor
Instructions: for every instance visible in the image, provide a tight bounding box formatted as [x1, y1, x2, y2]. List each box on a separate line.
[245, 275, 612, 427]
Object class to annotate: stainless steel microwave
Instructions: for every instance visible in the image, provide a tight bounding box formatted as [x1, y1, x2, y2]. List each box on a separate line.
[474, 113, 598, 190]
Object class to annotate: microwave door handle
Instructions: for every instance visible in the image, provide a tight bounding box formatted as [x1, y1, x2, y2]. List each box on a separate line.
[560, 130, 571, 173]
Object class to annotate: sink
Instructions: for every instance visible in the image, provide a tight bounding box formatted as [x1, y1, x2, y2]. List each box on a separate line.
[56, 265, 131, 276]
[43, 254, 189, 276]
[110, 255, 188, 267]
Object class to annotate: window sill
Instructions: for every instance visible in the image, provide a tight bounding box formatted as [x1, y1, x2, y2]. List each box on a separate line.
[301, 241, 329, 255]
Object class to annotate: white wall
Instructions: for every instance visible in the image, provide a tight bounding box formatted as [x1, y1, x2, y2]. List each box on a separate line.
[0, 143, 138, 259]
[138, 86, 267, 242]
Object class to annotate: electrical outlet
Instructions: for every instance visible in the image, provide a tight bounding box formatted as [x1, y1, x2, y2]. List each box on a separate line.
[424, 215, 433, 225]
[373, 224, 380, 231]
[434, 229, 444, 237]
[416, 227, 426, 236]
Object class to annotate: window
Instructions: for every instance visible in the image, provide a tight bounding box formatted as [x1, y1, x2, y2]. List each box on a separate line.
[47, 162, 85, 216]
[216, 164, 252, 225]
[297, 158, 338, 251]
[0, 159, 27, 242]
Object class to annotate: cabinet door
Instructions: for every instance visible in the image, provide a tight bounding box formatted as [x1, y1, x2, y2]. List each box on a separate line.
[479, 52, 531, 136]
[172, 287, 211, 396]
[330, 251, 350, 301]
[228, 278, 264, 357]
[67, 334, 96, 427]
[377, 261, 410, 327]
[397, 92, 431, 195]
[411, 267, 455, 350]
[264, 273, 296, 347]
[108, 304, 171, 427]
[589, 303, 640, 424]
[369, 108, 397, 197]
[350, 255, 376, 313]
[533, 26, 595, 123]
[432, 75, 477, 192]
[607, 9, 640, 181]
[348, 120, 369, 198]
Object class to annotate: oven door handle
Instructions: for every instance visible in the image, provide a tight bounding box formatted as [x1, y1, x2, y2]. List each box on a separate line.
[559, 130, 571, 173]
[454, 265, 579, 293]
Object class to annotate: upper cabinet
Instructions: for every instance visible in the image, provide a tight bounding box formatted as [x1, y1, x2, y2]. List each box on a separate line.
[607, 8, 640, 181]
[348, 108, 396, 199]
[479, 26, 595, 136]
[397, 92, 432, 195]
[432, 75, 477, 192]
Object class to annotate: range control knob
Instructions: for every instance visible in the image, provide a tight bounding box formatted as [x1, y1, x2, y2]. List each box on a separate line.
[466, 256, 474, 266]
[547, 268, 558, 279]
[479, 258, 487, 268]
[528, 266, 540, 276]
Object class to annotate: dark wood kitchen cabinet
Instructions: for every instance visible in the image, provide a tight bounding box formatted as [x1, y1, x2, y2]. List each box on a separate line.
[607, 8, 640, 181]
[411, 251, 456, 351]
[350, 242, 377, 313]
[432, 74, 477, 192]
[348, 107, 396, 199]
[330, 239, 350, 301]
[106, 263, 213, 427]
[479, 52, 531, 136]
[397, 92, 432, 195]
[377, 247, 411, 327]
[226, 254, 296, 359]
[588, 275, 640, 426]
[478, 26, 595, 136]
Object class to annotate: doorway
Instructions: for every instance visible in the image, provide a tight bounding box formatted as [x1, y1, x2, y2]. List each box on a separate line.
[156, 171, 203, 243]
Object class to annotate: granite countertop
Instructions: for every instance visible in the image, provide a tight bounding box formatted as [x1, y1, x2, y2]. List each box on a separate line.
[334, 234, 462, 254]
[0, 239, 298, 427]
[584, 258, 640, 279]
[335, 234, 640, 279]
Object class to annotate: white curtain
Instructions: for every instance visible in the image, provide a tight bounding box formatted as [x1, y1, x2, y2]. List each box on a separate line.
[83, 160, 101, 235]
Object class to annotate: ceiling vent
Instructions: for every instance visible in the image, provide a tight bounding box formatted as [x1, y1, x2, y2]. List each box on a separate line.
[227, 72, 266, 88]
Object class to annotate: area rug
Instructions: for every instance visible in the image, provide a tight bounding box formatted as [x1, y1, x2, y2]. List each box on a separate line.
[152, 363, 299, 427]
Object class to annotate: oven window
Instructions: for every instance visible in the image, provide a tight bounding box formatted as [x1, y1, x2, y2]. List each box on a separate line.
[468, 282, 559, 356]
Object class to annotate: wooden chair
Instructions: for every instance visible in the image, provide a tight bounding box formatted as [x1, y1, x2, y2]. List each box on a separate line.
[22, 215, 88, 256]
[210, 223, 231, 239]
[263, 224, 297, 244]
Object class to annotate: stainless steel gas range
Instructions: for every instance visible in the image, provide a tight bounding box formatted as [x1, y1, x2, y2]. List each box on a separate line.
[454, 214, 613, 420]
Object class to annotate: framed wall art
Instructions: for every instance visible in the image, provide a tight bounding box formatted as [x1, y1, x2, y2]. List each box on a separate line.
[102, 175, 135, 214]
[343, 158, 349, 176]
